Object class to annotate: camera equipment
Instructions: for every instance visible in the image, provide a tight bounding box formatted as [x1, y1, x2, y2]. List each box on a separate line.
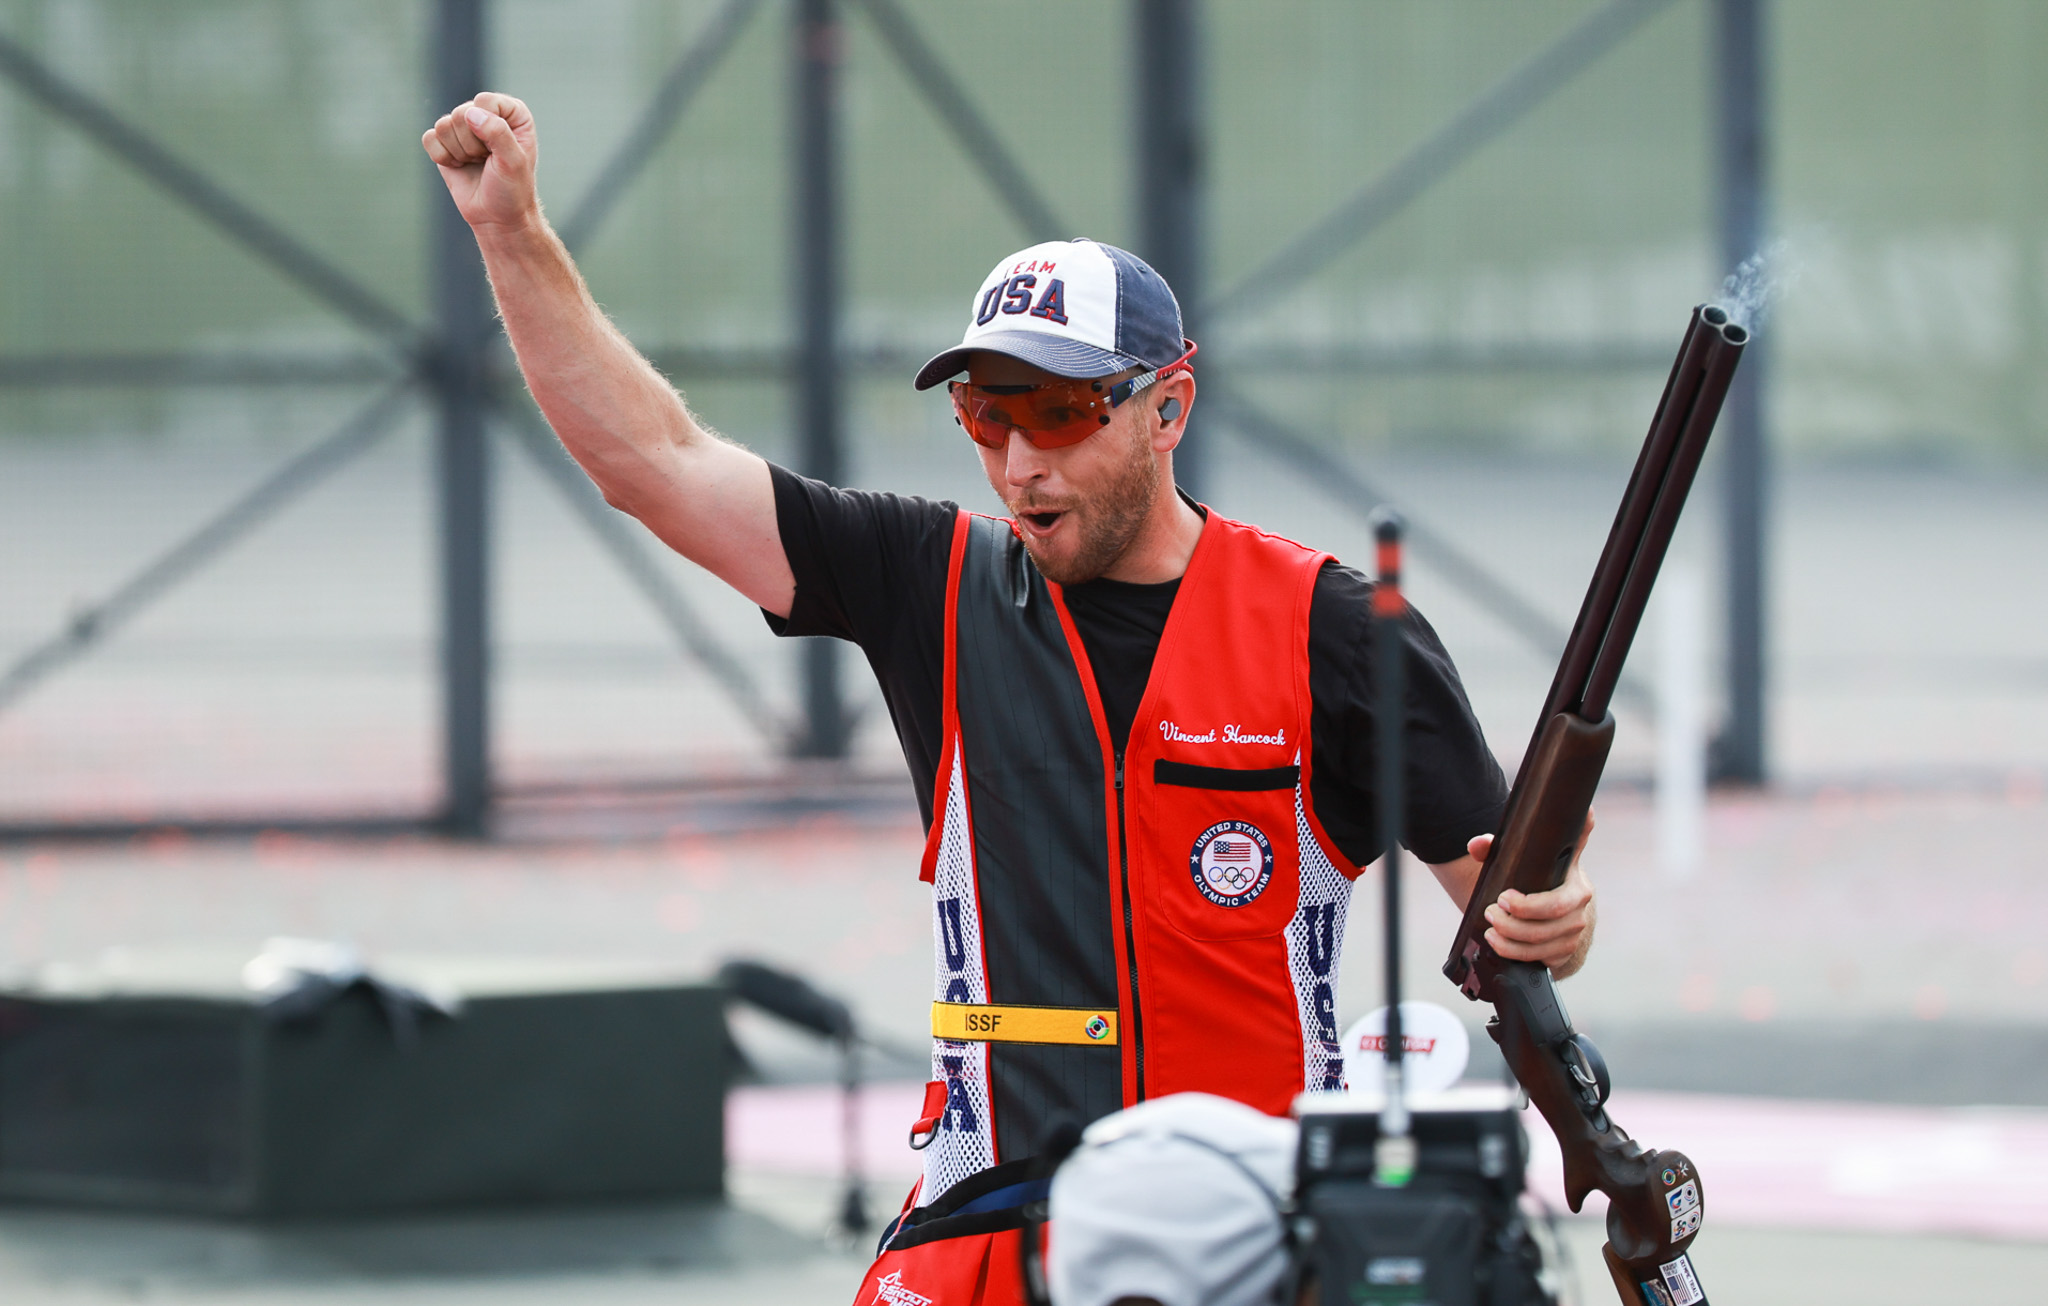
[1287, 515, 1553, 1306]
[1293, 1086, 1548, 1306]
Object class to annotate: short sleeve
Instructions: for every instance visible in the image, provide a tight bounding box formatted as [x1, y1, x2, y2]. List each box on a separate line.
[765, 463, 960, 827]
[766, 462, 959, 649]
[1307, 561, 1509, 868]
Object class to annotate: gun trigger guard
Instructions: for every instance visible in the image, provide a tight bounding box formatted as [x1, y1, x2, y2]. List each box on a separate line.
[1455, 939, 1485, 999]
[1558, 1033, 1612, 1111]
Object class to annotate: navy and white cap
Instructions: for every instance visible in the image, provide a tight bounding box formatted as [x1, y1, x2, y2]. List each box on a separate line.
[913, 238, 1187, 390]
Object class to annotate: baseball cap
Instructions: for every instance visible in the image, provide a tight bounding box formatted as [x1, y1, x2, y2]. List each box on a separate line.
[1048, 1093, 1298, 1306]
[914, 238, 1188, 391]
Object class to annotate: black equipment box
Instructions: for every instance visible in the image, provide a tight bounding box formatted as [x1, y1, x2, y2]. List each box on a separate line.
[0, 956, 726, 1216]
[1294, 1085, 1549, 1306]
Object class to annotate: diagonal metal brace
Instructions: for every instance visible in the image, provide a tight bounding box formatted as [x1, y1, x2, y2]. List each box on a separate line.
[491, 396, 791, 747]
[1202, 384, 1651, 717]
[0, 350, 402, 388]
[555, 0, 767, 255]
[1206, 0, 1680, 321]
[0, 383, 417, 715]
[847, 0, 1068, 242]
[0, 30, 422, 353]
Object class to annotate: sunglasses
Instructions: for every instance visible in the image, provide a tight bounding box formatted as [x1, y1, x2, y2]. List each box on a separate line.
[949, 340, 1198, 450]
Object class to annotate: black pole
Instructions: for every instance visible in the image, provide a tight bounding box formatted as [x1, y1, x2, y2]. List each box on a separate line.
[791, 0, 850, 760]
[1133, 0, 1205, 501]
[1372, 510, 1413, 1182]
[1712, 0, 1768, 784]
[433, 0, 492, 834]
[836, 1030, 870, 1237]
[1374, 518, 1406, 1082]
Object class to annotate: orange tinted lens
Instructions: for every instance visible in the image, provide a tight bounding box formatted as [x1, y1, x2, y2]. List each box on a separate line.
[950, 380, 1113, 449]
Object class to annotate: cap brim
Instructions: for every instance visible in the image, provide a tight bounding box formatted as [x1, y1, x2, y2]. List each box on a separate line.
[913, 330, 1144, 391]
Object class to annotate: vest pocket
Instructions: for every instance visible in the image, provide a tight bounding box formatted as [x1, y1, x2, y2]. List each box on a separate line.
[1142, 779, 1302, 942]
[1154, 760, 1300, 792]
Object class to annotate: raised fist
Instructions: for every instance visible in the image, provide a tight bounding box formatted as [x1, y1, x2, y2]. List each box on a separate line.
[422, 91, 539, 231]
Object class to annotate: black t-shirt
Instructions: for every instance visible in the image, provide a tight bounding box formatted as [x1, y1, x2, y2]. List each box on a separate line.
[763, 464, 1507, 866]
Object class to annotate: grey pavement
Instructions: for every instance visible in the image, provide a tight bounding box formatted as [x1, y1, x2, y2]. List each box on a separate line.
[0, 1179, 873, 1306]
[3, 784, 2045, 1092]
[5, 1180, 2048, 1306]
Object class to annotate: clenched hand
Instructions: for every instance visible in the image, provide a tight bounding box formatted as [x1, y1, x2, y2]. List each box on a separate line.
[1469, 810, 1596, 979]
[421, 92, 541, 232]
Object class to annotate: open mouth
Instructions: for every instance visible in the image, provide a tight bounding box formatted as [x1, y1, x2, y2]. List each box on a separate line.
[1020, 510, 1065, 533]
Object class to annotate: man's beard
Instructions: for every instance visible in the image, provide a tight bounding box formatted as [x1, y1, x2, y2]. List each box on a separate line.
[1007, 432, 1161, 586]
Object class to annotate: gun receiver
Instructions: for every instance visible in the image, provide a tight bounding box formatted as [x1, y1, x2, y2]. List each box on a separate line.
[1443, 303, 1746, 1305]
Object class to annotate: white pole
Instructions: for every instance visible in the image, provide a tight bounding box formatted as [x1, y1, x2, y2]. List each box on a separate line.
[1657, 562, 1707, 880]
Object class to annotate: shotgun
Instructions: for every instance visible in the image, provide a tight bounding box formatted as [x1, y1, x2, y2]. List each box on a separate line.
[1443, 303, 1746, 1306]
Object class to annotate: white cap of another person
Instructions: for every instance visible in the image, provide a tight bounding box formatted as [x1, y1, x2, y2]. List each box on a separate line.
[1048, 1093, 1297, 1306]
[914, 238, 1189, 390]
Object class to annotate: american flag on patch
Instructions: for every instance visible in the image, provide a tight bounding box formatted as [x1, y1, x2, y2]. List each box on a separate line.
[1211, 839, 1254, 862]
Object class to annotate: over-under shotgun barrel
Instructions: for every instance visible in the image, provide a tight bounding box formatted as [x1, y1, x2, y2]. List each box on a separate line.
[1445, 304, 1747, 999]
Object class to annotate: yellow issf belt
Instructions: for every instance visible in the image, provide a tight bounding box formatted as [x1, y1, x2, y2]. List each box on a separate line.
[931, 1002, 1118, 1047]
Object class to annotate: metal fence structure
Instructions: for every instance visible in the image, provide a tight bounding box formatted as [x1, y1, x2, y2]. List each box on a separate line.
[2, 0, 2039, 837]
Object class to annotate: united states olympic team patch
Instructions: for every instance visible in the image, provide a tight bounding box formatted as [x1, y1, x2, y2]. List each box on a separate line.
[1189, 821, 1275, 907]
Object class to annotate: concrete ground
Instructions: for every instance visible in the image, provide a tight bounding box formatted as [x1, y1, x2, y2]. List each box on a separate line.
[2, 787, 2040, 1086]
[4, 1171, 2048, 1306]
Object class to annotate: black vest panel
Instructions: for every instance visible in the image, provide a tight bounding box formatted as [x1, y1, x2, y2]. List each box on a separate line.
[952, 515, 1123, 1160]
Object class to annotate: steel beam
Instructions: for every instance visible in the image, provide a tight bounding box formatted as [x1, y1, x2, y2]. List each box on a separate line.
[850, 0, 1066, 243]
[792, 0, 850, 759]
[1712, 0, 1768, 784]
[1133, 0, 1207, 499]
[0, 384, 414, 716]
[0, 351, 399, 387]
[0, 31, 419, 354]
[432, 0, 493, 834]
[0, 338, 1675, 389]
[1205, 0, 1678, 322]
[1204, 384, 1653, 719]
[494, 399, 791, 746]
[556, 0, 765, 255]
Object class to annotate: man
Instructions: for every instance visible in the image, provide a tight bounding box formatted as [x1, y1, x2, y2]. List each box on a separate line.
[423, 94, 1596, 1305]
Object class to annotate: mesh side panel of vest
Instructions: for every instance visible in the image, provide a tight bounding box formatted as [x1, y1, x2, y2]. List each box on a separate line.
[1286, 780, 1353, 1093]
[953, 516, 1122, 1169]
[926, 747, 997, 1198]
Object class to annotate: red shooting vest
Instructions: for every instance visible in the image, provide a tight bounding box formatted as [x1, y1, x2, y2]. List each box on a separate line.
[912, 508, 1361, 1205]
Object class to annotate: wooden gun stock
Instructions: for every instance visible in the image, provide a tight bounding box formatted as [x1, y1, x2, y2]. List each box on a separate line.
[1447, 710, 1613, 1003]
[1439, 303, 1746, 1305]
[1491, 961, 1707, 1303]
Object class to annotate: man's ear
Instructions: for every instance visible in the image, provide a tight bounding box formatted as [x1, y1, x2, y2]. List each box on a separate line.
[1151, 372, 1195, 452]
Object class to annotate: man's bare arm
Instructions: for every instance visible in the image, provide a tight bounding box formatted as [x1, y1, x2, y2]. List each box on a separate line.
[1426, 812, 1596, 980]
[422, 93, 795, 617]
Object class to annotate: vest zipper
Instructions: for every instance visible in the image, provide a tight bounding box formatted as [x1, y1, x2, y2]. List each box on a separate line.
[1115, 749, 1146, 1100]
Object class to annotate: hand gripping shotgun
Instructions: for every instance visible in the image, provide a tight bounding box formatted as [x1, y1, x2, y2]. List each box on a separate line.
[1443, 304, 1747, 1306]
